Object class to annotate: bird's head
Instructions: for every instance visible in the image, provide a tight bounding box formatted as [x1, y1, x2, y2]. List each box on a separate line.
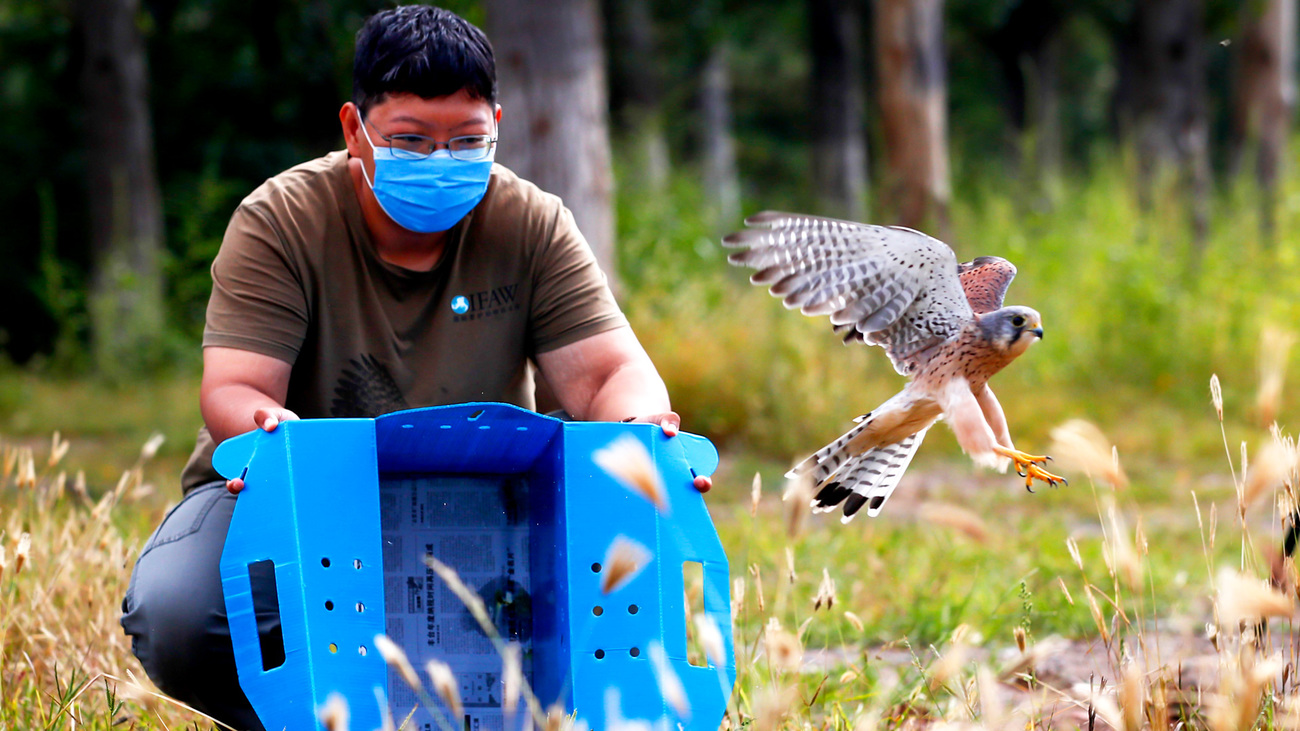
[978, 306, 1044, 355]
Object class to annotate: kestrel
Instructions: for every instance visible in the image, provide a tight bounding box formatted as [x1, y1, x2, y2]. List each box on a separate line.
[724, 211, 1064, 521]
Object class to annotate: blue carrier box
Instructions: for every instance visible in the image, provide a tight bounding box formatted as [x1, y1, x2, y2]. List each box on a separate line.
[214, 403, 735, 731]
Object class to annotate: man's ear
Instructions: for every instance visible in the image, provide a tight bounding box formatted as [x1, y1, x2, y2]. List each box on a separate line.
[494, 104, 502, 125]
[340, 102, 364, 157]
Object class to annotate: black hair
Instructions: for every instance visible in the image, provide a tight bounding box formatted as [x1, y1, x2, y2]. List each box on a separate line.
[353, 5, 497, 114]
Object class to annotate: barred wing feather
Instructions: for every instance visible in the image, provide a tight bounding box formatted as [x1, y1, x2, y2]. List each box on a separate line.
[724, 211, 973, 375]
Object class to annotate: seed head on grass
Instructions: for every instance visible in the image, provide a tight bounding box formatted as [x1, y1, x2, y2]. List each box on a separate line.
[1207, 655, 1283, 731]
[600, 536, 651, 594]
[1104, 501, 1142, 592]
[14, 532, 31, 574]
[763, 618, 802, 672]
[1215, 569, 1294, 627]
[918, 502, 989, 543]
[648, 641, 690, 719]
[48, 432, 69, 468]
[751, 686, 798, 731]
[1256, 325, 1294, 428]
[1119, 663, 1145, 731]
[592, 435, 668, 514]
[1211, 374, 1224, 421]
[425, 660, 463, 719]
[374, 634, 423, 694]
[928, 625, 973, 691]
[1242, 438, 1294, 512]
[1049, 419, 1128, 489]
[750, 472, 762, 516]
[693, 614, 726, 667]
[781, 471, 812, 539]
[812, 568, 837, 611]
[139, 433, 165, 462]
[843, 611, 864, 633]
[318, 692, 350, 731]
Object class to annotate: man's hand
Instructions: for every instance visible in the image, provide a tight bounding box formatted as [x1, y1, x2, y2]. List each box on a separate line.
[624, 411, 712, 493]
[226, 407, 300, 495]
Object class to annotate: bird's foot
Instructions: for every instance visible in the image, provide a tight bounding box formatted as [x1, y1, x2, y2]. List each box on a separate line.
[992, 446, 1067, 492]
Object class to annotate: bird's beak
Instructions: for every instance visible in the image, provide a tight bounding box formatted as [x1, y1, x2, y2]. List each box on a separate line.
[1031, 327, 1044, 339]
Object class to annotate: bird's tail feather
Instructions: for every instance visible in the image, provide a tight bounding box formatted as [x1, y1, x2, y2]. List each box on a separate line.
[787, 413, 876, 487]
[808, 427, 931, 521]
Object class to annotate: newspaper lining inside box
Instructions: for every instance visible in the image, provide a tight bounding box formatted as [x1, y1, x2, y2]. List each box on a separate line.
[381, 475, 534, 731]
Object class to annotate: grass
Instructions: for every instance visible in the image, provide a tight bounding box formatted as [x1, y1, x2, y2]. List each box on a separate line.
[3, 148, 1300, 728]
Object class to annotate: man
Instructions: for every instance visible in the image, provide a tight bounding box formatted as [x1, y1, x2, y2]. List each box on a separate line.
[120, 6, 707, 729]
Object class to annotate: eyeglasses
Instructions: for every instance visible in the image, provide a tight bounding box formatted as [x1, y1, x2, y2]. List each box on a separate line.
[363, 116, 497, 161]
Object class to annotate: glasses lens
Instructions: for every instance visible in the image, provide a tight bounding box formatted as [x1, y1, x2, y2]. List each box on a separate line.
[387, 134, 433, 159]
[448, 135, 495, 161]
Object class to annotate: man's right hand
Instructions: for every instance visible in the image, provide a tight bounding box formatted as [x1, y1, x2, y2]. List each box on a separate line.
[227, 406, 300, 494]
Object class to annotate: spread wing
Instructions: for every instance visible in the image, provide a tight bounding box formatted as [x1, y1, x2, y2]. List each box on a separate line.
[724, 211, 973, 376]
[958, 256, 1017, 314]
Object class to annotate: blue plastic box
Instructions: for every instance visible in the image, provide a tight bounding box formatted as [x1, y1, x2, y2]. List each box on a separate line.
[214, 403, 735, 731]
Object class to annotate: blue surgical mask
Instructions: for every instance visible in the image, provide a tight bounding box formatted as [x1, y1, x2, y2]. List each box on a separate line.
[359, 122, 495, 233]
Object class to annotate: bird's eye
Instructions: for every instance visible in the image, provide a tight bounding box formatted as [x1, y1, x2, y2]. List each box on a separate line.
[1011, 315, 1026, 328]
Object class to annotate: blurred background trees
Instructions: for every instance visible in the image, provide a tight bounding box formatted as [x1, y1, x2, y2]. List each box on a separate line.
[0, 0, 1295, 388]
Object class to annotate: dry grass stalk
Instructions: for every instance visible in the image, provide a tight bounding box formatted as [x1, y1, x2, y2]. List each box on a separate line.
[1207, 655, 1283, 731]
[750, 564, 766, 613]
[1048, 419, 1128, 488]
[374, 634, 423, 693]
[318, 692, 350, 731]
[600, 536, 651, 594]
[1216, 568, 1294, 627]
[812, 568, 837, 611]
[781, 470, 812, 538]
[976, 666, 1008, 731]
[928, 626, 972, 691]
[731, 577, 745, 620]
[592, 435, 668, 514]
[918, 502, 989, 543]
[1105, 501, 1142, 591]
[750, 472, 762, 516]
[1256, 325, 1294, 427]
[426, 659, 463, 719]
[784, 547, 797, 583]
[1065, 537, 1084, 570]
[648, 641, 691, 719]
[1119, 663, 1145, 731]
[1084, 586, 1111, 644]
[1057, 577, 1075, 605]
[763, 618, 803, 672]
[501, 641, 522, 719]
[693, 613, 726, 667]
[16, 447, 36, 488]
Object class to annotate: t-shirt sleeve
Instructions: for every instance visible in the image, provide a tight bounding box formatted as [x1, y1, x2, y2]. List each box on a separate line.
[528, 202, 628, 354]
[202, 203, 310, 364]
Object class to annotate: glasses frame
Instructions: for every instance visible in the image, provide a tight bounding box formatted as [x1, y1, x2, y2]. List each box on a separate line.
[362, 115, 497, 161]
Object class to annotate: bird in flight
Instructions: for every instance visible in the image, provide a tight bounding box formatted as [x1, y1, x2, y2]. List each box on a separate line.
[724, 211, 1065, 521]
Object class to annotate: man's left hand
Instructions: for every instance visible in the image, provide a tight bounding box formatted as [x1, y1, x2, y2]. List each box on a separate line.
[625, 411, 712, 493]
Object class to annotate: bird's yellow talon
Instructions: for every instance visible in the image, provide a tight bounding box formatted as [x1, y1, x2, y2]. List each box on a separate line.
[994, 445, 1066, 491]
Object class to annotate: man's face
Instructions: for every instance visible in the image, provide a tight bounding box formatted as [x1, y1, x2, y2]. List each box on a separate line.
[343, 89, 500, 178]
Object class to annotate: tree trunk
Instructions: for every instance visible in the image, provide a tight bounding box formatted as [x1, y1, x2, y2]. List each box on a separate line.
[873, 0, 950, 235]
[989, 0, 1068, 185]
[702, 43, 741, 229]
[487, 0, 617, 285]
[1229, 0, 1296, 235]
[605, 0, 670, 189]
[810, 0, 868, 221]
[76, 0, 166, 375]
[1128, 0, 1211, 245]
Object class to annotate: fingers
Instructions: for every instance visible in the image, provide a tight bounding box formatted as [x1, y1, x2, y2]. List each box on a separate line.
[693, 475, 712, 493]
[252, 407, 300, 432]
[226, 477, 245, 495]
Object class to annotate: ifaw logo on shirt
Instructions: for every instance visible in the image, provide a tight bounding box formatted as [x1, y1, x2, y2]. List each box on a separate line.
[450, 283, 522, 322]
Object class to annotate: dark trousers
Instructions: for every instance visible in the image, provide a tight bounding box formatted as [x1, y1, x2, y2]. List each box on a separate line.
[120, 482, 274, 731]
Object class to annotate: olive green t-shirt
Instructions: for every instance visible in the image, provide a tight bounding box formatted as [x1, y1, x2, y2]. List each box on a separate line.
[180, 151, 626, 491]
